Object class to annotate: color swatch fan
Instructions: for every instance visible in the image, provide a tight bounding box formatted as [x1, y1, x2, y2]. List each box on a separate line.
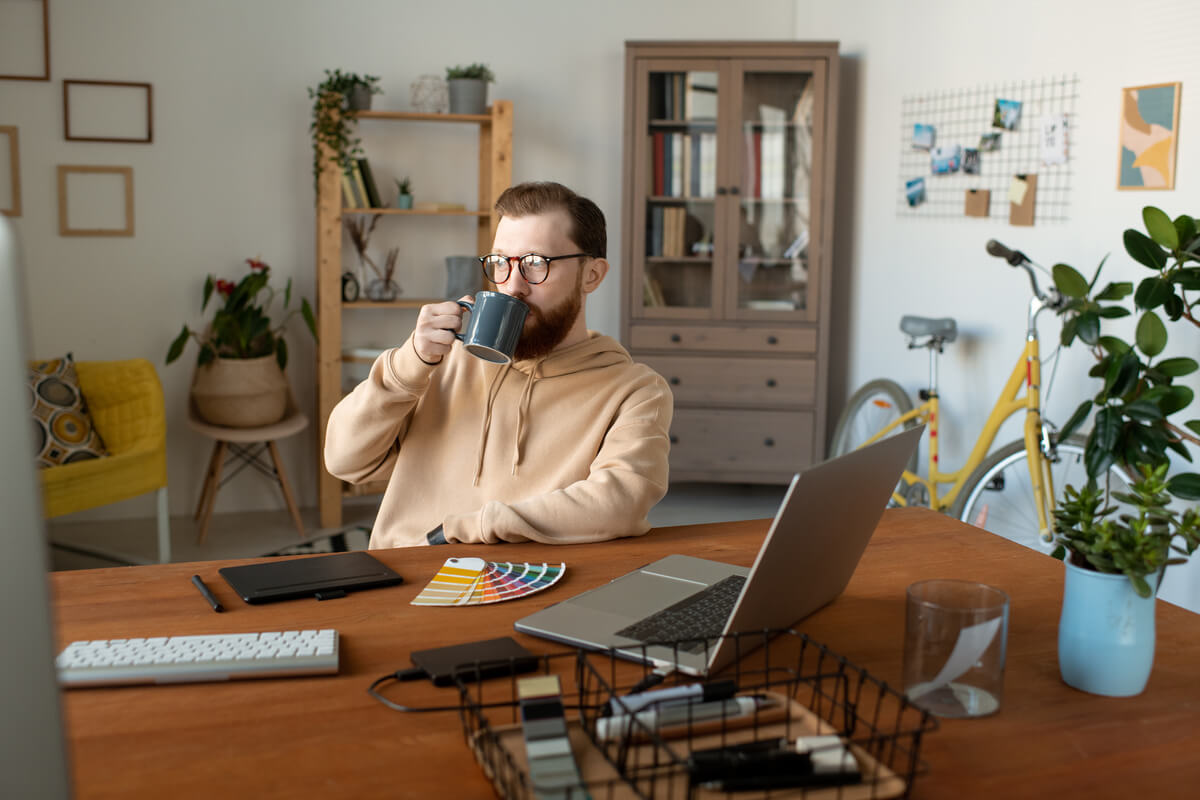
[411, 558, 565, 607]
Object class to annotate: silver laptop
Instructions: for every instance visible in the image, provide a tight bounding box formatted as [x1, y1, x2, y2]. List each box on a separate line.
[514, 426, 923, 675]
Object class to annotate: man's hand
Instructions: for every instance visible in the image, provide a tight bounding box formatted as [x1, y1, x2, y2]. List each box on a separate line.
[413, 297, 470, 365]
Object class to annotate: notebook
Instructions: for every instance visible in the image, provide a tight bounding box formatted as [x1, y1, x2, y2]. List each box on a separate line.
[219, 551, 403, 604]
[514, 426, 923, 675]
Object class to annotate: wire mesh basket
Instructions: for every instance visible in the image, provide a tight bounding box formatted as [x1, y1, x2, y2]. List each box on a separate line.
[456, 629, 938, 799]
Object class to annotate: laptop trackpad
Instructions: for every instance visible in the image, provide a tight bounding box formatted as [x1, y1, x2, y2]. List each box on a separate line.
[571, 571, 707, 619]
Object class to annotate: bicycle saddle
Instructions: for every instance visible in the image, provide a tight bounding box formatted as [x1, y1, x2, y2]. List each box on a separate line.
[900, 315, 958, 342]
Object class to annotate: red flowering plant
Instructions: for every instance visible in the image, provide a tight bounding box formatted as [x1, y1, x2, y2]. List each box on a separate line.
[166, 257, 316, 369]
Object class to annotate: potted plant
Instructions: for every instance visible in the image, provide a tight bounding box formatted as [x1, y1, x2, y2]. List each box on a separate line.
[445, 63, 494, 115]
[394, 176, 413, 209]
[1050, 205, 1200, 695]
[308, 69, 382, 190]
[166, 258, 317, 428]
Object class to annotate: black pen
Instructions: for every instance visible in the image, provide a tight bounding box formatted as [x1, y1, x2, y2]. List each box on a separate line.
[191, 574, 223, 612]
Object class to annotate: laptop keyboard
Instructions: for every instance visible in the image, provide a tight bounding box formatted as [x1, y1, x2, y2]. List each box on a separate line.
[615, 575, 747, 653]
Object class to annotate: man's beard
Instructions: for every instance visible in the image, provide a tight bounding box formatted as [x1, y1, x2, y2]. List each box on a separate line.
[513, 281, 582, 361]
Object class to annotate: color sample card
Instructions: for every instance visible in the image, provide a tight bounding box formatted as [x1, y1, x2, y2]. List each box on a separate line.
[411, 557, 566, 606]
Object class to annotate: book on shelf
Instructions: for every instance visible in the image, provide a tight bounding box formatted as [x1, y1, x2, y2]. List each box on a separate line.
[342, 169, 365, 208]
[642, 273, 666, 307]
[351, 162, 370, 209]
[670, 132, 683, 197]
[699, 132, 717, 197]
[648, 205, 664, 257]
[356, 158, 382, 208]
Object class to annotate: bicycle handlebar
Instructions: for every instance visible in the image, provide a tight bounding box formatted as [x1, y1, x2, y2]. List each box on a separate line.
[986, 239, 1061, 309]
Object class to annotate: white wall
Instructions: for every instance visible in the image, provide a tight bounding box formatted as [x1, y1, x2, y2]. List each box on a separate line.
[2, 0, 797, 518]
[794, 0, 1200, 611]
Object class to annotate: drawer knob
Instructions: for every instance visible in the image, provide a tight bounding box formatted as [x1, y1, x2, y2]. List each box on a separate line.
[766, 378, 777, 388]
[764, 437, 776, 447]
[670, 434, 679, 445]
[670, 333, 682, 343]
[766, 335, 778, 345]
[669, 377, 681, 386]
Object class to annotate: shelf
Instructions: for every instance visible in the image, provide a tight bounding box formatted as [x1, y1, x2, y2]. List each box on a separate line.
[649, 118, 718, 129]
[342, 208, 488, 217]
[355, 110, 494, 124]
[646, 256, 713, 264]
[646, 195, 715, 204]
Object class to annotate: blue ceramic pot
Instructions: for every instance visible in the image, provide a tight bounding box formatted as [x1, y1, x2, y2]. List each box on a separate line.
[1058, 560, 1157, 697]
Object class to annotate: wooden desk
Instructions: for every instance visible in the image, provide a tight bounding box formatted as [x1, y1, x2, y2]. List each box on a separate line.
[52, 508, 1200, 799]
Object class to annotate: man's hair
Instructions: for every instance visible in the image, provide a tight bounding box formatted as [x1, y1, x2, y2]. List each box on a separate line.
[494, 181, 606, 258]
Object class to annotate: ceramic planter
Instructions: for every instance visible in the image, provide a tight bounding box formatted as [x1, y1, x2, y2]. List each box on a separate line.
[447, 78, 488, 115]
[1058, 560, 1158, 697]
[191, 355, 288, 428]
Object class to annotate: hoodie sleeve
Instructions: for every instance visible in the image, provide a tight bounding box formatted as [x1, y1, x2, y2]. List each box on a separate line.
[323, 336, 438, 484]
[440, 373, 673, 544]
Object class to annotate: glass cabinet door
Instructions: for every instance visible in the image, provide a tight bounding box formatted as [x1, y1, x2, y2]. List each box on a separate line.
[727, 61, 825, 321]
[634, 63, 721, 318]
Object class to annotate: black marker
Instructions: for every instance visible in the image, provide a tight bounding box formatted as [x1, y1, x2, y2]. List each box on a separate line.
[191, 574, 223, 612]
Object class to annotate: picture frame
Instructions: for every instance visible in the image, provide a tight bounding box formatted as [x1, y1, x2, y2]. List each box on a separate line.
[1118, 82, 1181, 190]
[63, 80, 154, 143]
[57, 165, 135, 237]
[0, 126, 20, 217]
[0, 0, 50, 81]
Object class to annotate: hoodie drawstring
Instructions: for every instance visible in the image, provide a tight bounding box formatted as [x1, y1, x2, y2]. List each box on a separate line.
[512, 359, 544, 476]
[473, 362, 511, 485]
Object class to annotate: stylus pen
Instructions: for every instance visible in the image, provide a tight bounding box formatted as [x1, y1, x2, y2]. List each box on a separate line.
[191, 575, 224, 612]
[596, 696, 767, 741]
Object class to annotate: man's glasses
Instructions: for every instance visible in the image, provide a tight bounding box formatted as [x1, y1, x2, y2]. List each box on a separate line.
[479, 253, 589, 285]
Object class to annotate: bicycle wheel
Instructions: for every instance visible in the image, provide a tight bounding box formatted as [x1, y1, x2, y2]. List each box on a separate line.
[830, 379, 920, 474]
[952, 436, 1134, 554]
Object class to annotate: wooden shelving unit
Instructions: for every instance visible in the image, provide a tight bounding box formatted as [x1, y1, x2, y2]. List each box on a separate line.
[314, 102, 513, 528]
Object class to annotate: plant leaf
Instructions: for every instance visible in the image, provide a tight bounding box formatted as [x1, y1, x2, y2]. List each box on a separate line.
[1060, 316, 1078, 347]
[1156, 357, 1198, 377]
[301, 298, 318, 340]
[1053, 263, 1090, 298]
[1186, 420, 1200, 437]
[275, 337, 288, 370]
[1060, 399, 1093, 440]
[1143, 206, 1179, 249]
[1174, 213, 1197, 246]
[1086, 408, 1120, 478]
[1098, 336, 1131, 356]
[1161, 385, 1194, 416]
[1095, 281, 1133, 301]
[1167, 473, 1200, 500]
[1104, 351, 1140, 400]
[1076, 311, 1101, 345]
[1134, 277, 1173, 310]
[166, 325, 190, 364]
[1124, 229, 1168, 269]
[1096, 306, 1131, 319]
[1135, 310, 1167, 357]
[202, 275, 215, 310]
[1122, 397, 1163, 422]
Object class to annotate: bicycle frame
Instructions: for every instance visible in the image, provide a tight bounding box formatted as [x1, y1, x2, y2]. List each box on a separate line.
[856, 292, 1060, 541]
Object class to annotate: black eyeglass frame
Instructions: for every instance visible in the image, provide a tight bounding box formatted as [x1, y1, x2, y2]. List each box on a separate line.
[478, 252, 590, 285]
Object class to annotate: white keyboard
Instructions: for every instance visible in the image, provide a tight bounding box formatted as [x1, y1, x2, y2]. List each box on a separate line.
[56, 629, 339, 687]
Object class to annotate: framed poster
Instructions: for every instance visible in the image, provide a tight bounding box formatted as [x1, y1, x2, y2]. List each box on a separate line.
[63, 80, 154, 143]
[1, 126, 19, 217]
[1118, 82, 1181, 190]
[57, 165, 135, 237]
[0, 0, 50, 81]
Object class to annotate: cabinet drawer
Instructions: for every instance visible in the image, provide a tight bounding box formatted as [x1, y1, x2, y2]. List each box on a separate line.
[630, 324, 816, 354]
[642, 355, 815, 407]
[668, 409, 814, 475]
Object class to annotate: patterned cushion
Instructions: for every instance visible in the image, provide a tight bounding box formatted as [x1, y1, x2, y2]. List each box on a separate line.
[29, 354, 109, 468]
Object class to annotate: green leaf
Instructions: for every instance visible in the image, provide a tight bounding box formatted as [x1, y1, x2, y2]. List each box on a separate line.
[1134, 277, 1174, 310]
[1103, 351, 1140, 400]
[1176, 267, 1200, 291]
[202, 275, 215, 310]
[1167, 473, 1200, 500]
[1187, 420, 1200, 437]
[1096, 306, 1131, 319]
[1098, 336, 1131, 356]
[166, 325, 190, 364]
[1124, 229, 1168, 269]
[1163, 293, 1185, 321]
[1130, 573, 1154, 599]
[1156, 357, 1198, 377]
[1053, 263, 1090, 298]
[275, 337, 289, 370]
[1143, 206, 1179, 249]
[1174, 214, 1197, 246]
[1061, 400, 1094, 440]
[1122, 397, 1164, 422]
[1161, 385, 1194, 415]
[284, 277, 293, 309]
[1086, 408, 1120, 478]
[1077, 311, 1100, 345]
[198, 344, 215, 366]
[301, 298, 318, 340]
[1060, 316, 1078, 347]
[1135, 311, 1167, 357]
[1095, 281, 1133, 301]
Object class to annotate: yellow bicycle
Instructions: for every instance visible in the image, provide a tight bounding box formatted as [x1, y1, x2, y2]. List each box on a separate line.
[830, 240, 1132, 551]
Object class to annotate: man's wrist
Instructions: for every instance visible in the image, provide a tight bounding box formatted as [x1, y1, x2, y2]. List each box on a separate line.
[415, 349, 443, 366]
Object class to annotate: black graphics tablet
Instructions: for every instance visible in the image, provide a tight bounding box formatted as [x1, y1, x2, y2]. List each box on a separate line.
[218, 551, 403, 604]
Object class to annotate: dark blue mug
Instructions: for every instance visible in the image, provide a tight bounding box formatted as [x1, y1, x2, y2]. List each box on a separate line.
[455, 291, 529, 364]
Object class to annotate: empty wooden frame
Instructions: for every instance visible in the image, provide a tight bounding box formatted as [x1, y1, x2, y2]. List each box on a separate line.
[57, 165, 135, 237]
[0, 127, 20, 217]
[0, 0, 50, 81]
[64, 80, 154, 143]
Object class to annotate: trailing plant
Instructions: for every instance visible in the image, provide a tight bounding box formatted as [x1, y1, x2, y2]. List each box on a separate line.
[445, 63, 495, 82]
[307, 69, 382, 190]
[1050, 206, 1200, 591]
[167, 258, 317, 370]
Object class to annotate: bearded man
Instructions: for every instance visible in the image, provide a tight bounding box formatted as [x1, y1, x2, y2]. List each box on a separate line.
[325, 181, 673, 548]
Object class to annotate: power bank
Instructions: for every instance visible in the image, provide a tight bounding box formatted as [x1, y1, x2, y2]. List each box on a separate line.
[409, 636, 539, 686]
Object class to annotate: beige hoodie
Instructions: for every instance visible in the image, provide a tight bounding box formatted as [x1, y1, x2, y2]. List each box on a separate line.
[324, 332, 673, 549]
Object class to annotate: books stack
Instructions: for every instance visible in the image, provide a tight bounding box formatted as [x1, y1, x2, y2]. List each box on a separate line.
[647, 206, 688, 258]
[649, 132, 717, 199]
[341, 158, 382, 209]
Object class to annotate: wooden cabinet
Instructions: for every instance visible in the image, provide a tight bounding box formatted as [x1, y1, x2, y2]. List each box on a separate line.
[620, 41, 838, 483]
[314, 103, 512, 528]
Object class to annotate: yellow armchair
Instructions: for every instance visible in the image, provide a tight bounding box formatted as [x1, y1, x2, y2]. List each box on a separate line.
[41, 359, 171, 563]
